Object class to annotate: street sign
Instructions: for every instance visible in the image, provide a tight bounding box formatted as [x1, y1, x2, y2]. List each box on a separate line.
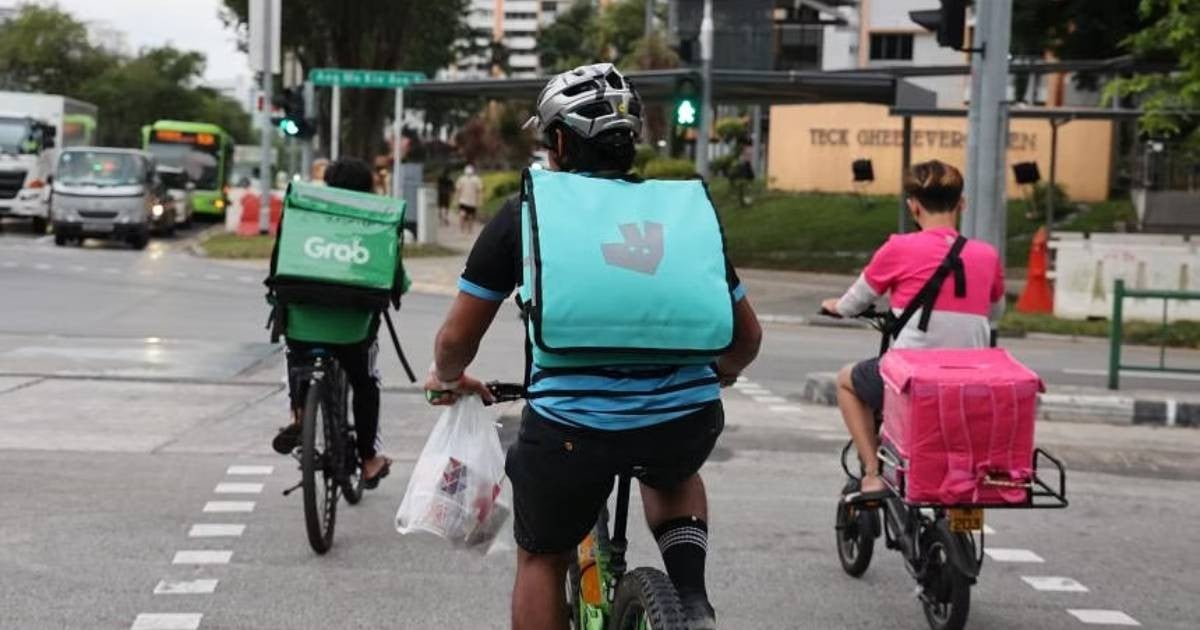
[309, 68, 426, 89]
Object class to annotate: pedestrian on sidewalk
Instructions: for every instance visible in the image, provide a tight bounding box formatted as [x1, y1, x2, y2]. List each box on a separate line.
[436, 168, 454, 227]
[455, 163, 483, 235]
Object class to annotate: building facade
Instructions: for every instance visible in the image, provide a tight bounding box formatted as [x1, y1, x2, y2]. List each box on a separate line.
[448, 0, 580, 79]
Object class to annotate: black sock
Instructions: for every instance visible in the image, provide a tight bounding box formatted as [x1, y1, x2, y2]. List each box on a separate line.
[653, 516, 709, 603]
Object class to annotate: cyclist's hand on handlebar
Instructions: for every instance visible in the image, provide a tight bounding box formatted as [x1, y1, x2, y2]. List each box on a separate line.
[423, 371, 497, 406]
[820, 298, 843, 318]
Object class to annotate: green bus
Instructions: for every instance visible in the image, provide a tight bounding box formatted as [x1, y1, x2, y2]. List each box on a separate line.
[141, 120, 234, 218]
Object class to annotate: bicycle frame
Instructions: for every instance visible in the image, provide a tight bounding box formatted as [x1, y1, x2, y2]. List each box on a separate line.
[574, 472, 633, 630]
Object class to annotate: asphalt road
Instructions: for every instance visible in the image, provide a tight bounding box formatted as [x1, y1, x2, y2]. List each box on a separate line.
[1, 225, 1198, 629]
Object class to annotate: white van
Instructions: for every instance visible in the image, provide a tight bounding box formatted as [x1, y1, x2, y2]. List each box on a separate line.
[50, 148, 158, 249]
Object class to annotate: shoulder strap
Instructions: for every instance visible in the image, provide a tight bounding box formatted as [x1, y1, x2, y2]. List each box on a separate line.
[891, 235, 969, 338]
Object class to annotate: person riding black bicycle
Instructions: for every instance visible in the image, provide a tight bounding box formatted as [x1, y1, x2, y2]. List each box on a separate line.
[270, 157, 395, 488]
[821, 160, 1005, 504]
[424, 63, 763, 630]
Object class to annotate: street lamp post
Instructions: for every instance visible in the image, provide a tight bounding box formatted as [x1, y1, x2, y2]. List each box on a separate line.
[696, 0, 714, 178]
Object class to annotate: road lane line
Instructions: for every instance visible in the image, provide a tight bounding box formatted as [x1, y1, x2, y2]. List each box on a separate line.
[68, 264, 85, 272]
[203, 500, 255, 513]
[751, 395, 788, 404]
[130, 613, 202, 630]
[188, 524, 245, 538]
[1021, 576, 1089, 592]
[1, 261, 18, 268]
[104, 267, 120, 274]
[983, 524, 996, 535]
[214, 482, 263, 494]
[154, 579, 218, 595]
[237, 275, 254, 283]
[984, 548, 1044, 563]
[34, 263, 51, 270]
[1063, 367, 1200, 382]
[226, 465, 273, 475]
[768, 405, 807, 414]
[1067, 610, 1140, 626]
[204, 273, 221, 281]
[172, 550, 233, 565]
[173, 271, 188, 278]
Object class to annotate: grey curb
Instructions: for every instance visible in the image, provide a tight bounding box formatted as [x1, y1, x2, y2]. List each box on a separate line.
[801, 372, 1198, 429]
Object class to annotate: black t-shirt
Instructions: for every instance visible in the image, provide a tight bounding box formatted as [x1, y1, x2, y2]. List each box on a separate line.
[461, 197, 743, 300]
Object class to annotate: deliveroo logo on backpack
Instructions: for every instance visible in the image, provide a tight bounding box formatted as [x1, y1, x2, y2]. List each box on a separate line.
[602, 222, 664, 275]
[304, 236, 371, 265]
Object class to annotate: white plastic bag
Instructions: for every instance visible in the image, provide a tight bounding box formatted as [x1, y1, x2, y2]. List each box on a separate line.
[395, 396, 509, 550]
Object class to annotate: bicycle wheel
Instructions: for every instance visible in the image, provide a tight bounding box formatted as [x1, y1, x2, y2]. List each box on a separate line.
[835, 479, 876, 577]
[920, 523, 972, 630]
[335, 373, 364, 506]
[610, 567, 688, 630]
[301, 375, 340, 554]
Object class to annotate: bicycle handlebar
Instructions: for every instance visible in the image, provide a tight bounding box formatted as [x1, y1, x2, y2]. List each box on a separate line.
[425, 381, 527, 406]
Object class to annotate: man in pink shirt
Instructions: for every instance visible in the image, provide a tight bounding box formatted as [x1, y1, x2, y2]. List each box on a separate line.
[822, 160, 1005, 501]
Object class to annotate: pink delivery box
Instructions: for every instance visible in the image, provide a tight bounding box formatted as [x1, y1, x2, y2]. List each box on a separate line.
[880, 348, 1043, 506]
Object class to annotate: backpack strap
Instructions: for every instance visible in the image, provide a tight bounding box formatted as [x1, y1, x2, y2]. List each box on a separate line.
[382, 309, 417, 383]
[890, 235, 969, 339]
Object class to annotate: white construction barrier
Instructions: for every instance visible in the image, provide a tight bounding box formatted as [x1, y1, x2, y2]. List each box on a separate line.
[1051, 232, 1200, 321]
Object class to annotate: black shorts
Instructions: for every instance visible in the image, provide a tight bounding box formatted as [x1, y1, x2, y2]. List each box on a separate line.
[505, 402, 725, 554]
[850, 357, 884, 413]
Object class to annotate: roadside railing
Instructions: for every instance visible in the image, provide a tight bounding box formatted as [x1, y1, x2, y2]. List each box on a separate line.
[1108, 279, 1200, 389]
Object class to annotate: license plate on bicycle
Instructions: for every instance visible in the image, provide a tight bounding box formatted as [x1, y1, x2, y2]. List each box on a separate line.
[948, 508, 984, 532]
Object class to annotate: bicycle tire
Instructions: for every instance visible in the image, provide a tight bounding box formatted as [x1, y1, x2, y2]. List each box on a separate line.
[301, 376, 339, 554]
[835, 500, 875, 577]
[335, 374, 364, 506]
[609, 567, 688, 630]
[920, 522, 972, 630]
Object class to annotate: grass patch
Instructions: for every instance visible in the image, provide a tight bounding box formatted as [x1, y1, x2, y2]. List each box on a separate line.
[999, 310, 1200, 349]
[201, 232, 458, 260]
[706, 178, 1136, 274]
[201, 233, 274, 259]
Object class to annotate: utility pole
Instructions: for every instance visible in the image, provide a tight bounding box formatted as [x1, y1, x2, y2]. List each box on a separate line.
[696, 0, 713, 178]
[963, 0, 1012, 263]
[301, 81, 314, 180]
[391, 88, 404, 199]
[256, 2, 275, 235]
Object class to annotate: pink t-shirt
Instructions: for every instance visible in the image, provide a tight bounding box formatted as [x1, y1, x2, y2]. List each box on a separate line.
[864, 227, 1004, 316]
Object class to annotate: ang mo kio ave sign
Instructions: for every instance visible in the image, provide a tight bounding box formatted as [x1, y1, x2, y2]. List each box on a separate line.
[309, 68, 426, 89]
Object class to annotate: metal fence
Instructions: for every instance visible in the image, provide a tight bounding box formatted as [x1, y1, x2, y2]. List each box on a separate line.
[1107, 279, 1200, 389]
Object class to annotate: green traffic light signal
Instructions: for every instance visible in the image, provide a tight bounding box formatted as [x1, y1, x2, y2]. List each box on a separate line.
[278, 118, 301, 136]
[675, 99, 698, 127]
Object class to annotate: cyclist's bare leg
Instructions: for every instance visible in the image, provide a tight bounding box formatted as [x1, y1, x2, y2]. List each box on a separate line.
[640, 473, 707, 527]
[836, 364, 884, 493]
[512, 548, 571, 630]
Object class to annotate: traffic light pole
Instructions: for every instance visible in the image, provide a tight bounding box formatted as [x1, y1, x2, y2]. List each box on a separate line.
[331, 85, 341, 162]
[391, 88, 404, 199]
[696, 0, 714, 178]
[963, 0, 1012, 264]
[301, 81, 314, 180]
[257, 2, 273, 235]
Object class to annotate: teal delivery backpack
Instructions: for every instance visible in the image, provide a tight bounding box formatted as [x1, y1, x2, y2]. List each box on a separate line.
[518, 168, 735, 368]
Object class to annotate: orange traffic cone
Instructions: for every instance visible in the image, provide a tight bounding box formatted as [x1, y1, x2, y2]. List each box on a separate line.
[1016, 226, 1054, 313]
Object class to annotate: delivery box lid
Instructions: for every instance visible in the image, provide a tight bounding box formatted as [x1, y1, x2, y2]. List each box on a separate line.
[880, 348, 1044, 394]
[285, 181, 405, 225]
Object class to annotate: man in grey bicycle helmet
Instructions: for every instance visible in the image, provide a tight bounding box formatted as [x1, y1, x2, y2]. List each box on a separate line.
[426, 63, 762, 629]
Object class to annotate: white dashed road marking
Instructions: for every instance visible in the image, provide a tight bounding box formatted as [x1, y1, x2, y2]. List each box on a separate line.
[768, 405, 807, 414]
[154, 579, 219, 595]
[202, 500, 255, 513]
[1, 261, 17, 268]
[1067, 609, 1141, 626]
[204, 273, 221, 281]
[752, 395, 788, 404]
[1021, 576, 1089, 592]
[214, 482, 263, 494]
[69, 264, 85, 272]
[982, 524, 996, 535]
[34, 263, 51, 270]
[226, 465, 273, 475]
[188, 523, 245, 538]
[172, 550, 233, 565]
[104, 267, 120, 274]
[130, 613, 202, 630]
[984, 548, 1045, 563]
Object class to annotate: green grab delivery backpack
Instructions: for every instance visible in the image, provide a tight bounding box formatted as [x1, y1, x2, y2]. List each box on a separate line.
[266, 182, 409, 345]
[518, 168, 735, 369]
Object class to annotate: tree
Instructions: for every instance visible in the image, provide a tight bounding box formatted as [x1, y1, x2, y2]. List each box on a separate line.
[1106, 0, 1200, 144]
[0, 5, 114, 94]
[537, 1, 599, 73]
[1010, 0, 1146, 91]
[221, 0, 468, 159]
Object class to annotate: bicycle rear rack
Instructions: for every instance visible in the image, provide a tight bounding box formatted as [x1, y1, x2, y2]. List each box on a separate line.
[877, 445, 1069, 510]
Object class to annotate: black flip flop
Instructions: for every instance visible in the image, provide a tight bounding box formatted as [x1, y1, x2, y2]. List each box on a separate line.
[363, 459, 392, 490]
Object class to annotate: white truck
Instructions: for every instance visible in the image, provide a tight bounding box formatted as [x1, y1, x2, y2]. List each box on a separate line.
[0, 92, 99, 232]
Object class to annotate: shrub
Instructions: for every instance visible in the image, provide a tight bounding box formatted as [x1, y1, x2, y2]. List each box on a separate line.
[633, 144, 658, 172]
[482, 170, 521, 202]
[642, 158, 697, 180]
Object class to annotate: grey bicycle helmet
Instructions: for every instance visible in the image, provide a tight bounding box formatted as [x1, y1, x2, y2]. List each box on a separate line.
[524, 63, 643, 142]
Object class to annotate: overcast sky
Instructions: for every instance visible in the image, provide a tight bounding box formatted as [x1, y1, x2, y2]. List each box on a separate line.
[46, 0, 249, 83]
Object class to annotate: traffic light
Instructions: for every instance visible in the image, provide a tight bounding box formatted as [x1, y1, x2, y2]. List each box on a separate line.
[271, 88, 314, 139]
[674, 77, 699, 128]
[909, 0, 967, 50]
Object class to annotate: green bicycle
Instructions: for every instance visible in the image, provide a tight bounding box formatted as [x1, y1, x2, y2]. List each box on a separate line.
[483, 382, 689, 629]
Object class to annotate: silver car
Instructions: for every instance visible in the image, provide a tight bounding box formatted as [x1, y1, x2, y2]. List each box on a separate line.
[51, 148, 158, 249]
